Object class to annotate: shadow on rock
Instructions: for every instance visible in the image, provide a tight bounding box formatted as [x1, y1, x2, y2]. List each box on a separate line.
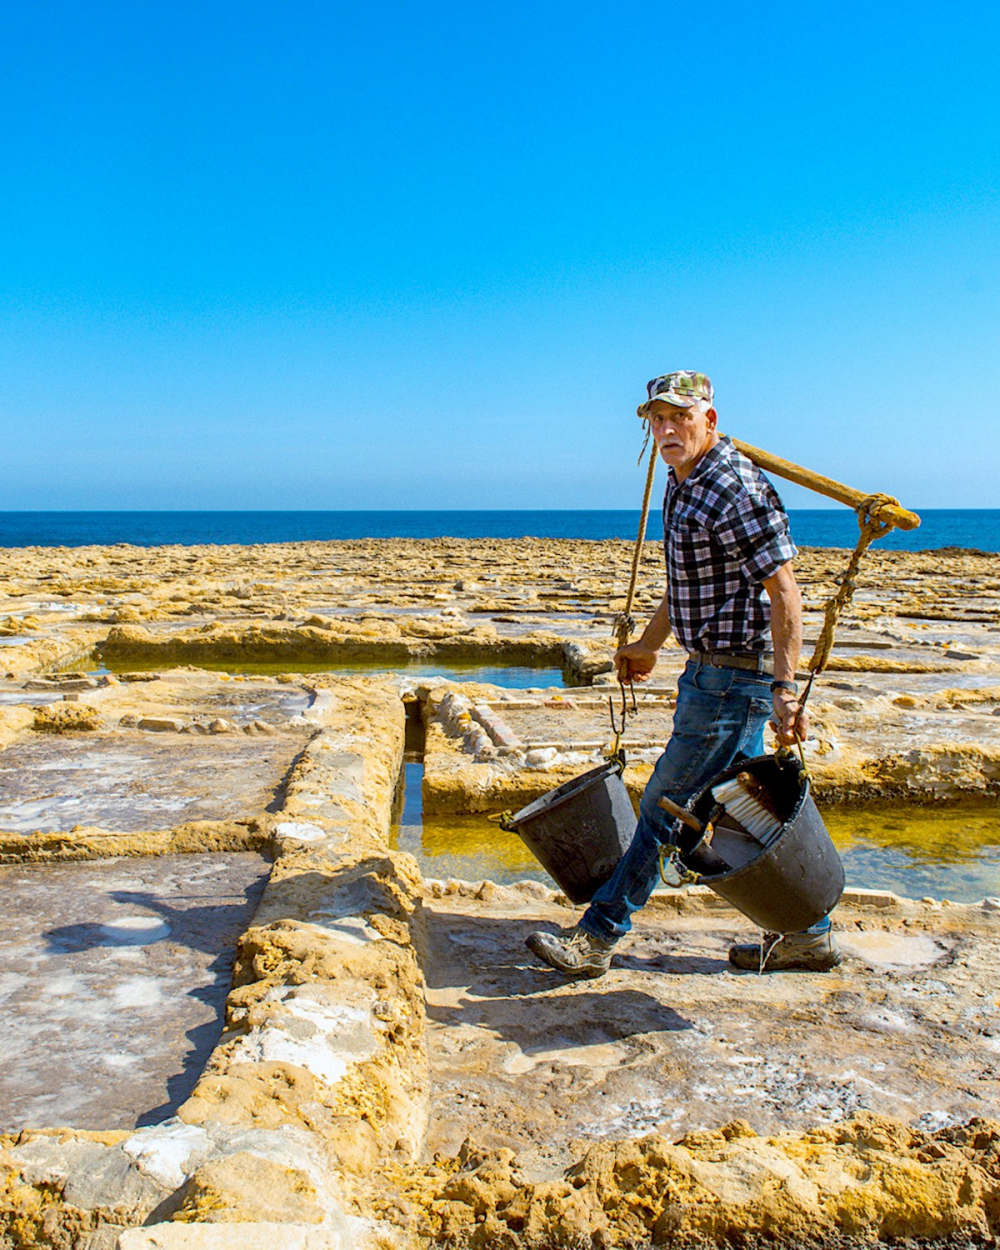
[422, 910, 695, 1050]
[43, 879, 267, 956]
[616, 948, 733, 976]
[429, 983, 692, 1053]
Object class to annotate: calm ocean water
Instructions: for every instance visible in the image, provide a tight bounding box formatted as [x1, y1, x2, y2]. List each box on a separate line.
[0, 510, 998, 552]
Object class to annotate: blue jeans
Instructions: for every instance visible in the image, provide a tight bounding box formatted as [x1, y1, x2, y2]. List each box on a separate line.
[579, 660, 830, 943]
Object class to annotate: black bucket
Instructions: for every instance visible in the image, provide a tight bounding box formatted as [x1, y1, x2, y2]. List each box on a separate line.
[679, 753, 844, 933]
[505, 760, 636, 904]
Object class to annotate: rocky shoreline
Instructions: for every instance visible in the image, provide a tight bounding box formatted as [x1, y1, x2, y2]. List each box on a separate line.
[0, 538, 997, 1248]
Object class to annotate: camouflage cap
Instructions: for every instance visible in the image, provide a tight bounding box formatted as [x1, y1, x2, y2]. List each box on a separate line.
[637, 371, 714, 417]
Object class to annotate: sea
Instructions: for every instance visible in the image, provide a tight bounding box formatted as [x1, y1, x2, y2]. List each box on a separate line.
[0, 510, 998, 551]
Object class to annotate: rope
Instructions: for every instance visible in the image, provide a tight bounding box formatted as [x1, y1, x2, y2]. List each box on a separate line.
[607, 425, 658, 752]
[805, 492, 899, 679]
[612, 426, 659, 653]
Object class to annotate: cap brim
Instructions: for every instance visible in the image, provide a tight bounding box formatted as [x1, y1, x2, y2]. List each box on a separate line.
[638, 392, 699, 415]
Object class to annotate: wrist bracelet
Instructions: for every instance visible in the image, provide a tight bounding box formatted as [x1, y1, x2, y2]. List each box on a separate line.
[770, 680, 798, 694]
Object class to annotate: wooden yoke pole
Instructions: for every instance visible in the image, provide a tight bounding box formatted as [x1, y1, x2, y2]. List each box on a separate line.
[725, 436, 921, 531]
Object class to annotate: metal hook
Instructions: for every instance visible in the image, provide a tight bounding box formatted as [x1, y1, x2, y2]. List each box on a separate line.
[607, 676, 637, 742]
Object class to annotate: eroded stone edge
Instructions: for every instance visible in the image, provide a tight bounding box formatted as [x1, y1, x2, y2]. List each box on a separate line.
[0, 677, 419, 1249]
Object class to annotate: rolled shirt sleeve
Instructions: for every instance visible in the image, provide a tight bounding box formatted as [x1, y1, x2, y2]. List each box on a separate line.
[714, 487, 798, 584]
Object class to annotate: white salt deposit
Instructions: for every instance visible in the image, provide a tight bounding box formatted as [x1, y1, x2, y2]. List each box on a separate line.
[99, 916, 171, 944]
[124, 1119, 211, 1189]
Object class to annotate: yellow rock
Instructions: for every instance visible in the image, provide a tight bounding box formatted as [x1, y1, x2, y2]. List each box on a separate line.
[173, 1154, 324, 1224]
[32, 704, 102, 733]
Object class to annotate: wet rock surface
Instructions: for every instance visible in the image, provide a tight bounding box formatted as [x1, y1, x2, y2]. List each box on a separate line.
[0, 733, 302, 833]
[0, 853, 269, 1130]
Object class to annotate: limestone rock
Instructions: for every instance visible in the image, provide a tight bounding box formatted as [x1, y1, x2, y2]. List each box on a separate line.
[33, 703, 102, 733]
[138, 717, 186, 733]
[383, 1115, 1000, 1248]
[0, 1135, 175, 1247]
[118, 1221, 364, 1249]
[832, 695, 865, 711]
[173, 1153, 324, 1224]
[10, 1135, 172, 1212]
[524, 747, 557, 769]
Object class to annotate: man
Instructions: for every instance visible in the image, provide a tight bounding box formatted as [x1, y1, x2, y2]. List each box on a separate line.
[526, 370, 840, 977]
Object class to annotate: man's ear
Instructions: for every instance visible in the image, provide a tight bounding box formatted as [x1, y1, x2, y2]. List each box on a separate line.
[705, 406, 718, 428]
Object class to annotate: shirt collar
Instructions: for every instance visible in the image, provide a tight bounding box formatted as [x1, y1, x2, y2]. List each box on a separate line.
[666, 436, 733, 493]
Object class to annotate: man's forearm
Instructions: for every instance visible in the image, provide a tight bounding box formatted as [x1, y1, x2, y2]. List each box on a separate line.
[770, 596, 802, 681]
[763, 563, 808, 744]
[638, 591, 674, 652]
[763, 564, 803, 681]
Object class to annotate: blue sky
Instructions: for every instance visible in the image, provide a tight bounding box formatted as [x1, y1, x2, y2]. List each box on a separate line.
[2, 1, 997, 510]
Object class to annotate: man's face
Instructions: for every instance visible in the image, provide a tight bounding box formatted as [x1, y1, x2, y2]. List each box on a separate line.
[646, 399, 719, 480]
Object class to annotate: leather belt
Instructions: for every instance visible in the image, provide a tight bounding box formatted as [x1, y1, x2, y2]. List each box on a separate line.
[687, 650, 775, 676]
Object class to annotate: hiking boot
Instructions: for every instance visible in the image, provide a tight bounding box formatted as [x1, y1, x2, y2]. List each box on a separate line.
[525, 926, 616, 979]
[728, 928, 842, 973]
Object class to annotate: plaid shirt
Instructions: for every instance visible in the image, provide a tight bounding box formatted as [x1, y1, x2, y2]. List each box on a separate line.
[662, 437, 796, 654]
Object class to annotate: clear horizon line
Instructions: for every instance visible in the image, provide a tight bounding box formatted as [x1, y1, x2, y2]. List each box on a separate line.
[1, 506, 992, 516]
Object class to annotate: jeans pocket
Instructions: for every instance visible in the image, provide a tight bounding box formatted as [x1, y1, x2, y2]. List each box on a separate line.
[690, 664, 735, 697]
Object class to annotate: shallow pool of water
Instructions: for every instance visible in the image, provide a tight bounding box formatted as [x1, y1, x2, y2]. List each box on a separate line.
[392, 766, 1000, 903]
[79, 655, 567, 689]
[823, 803, 1000, 903]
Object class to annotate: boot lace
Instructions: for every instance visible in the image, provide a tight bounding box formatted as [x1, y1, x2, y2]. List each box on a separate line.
[759, 932, 784, 974]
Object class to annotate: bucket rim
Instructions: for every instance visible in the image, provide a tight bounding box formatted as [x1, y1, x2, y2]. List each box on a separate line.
[506, 758, 626, 829]
[683, 753, 811, 885]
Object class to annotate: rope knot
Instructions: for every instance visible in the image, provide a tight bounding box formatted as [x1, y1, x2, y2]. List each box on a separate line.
[612, 611, 636, 646]
[858, 493, 900, 539]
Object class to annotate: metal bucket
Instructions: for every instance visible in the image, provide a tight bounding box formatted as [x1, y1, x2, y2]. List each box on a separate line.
[505, 759, 636, 904]
[678, 753, 845, 933]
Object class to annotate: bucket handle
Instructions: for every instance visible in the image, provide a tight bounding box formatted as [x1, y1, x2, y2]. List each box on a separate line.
[491, 753, 627, 835]
[658, 844, 700, 888]
[606, 747, 627, 774]
[653, 796, 703, 888]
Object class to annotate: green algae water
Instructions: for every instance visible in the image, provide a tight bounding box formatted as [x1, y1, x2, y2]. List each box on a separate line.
[823, 803, 1000, 903]
[392, 767, 1000, 903]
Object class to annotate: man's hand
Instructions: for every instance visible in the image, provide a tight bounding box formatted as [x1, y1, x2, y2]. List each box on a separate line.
[614, 640, 659, 683]
[771, 689, 808, 746]
[615, 591, 673, 684]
